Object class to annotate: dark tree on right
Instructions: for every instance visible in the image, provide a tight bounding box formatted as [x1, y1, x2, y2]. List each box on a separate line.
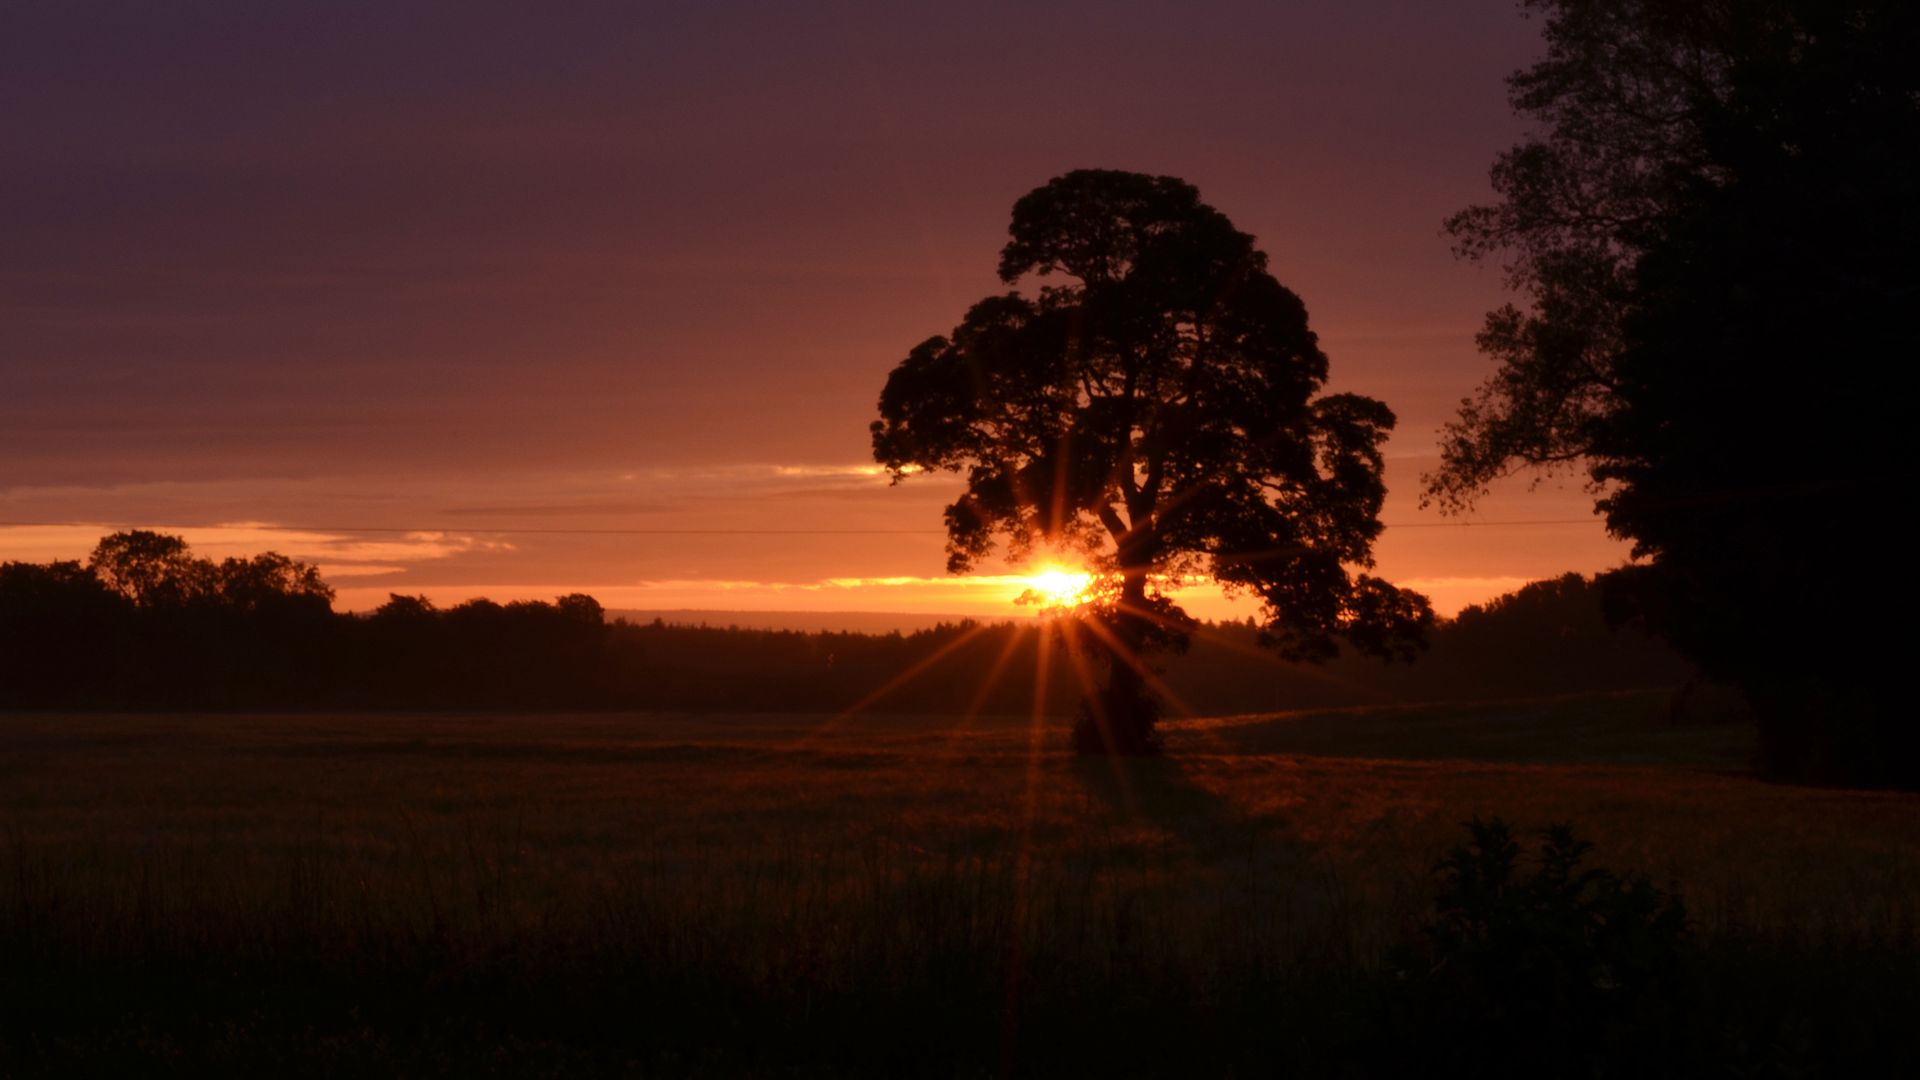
[1430, 0, 1918, 786]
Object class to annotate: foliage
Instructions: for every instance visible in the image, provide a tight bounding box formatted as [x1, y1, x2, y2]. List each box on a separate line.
[0, 533, 601, 709]
[3, 539, 1698, 714]
[213, 552, 334, 616]
[84, 530, 337, 615]
[1438, 572, 1696, 700]
[1391, 818, 1693, 1076]
[1429, 0, 1919, 785]
[873, 169, 1430, 753]
[87, 529, 210, 607]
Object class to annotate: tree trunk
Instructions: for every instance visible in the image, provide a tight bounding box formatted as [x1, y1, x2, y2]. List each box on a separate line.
[1071, 567, 1161, 756]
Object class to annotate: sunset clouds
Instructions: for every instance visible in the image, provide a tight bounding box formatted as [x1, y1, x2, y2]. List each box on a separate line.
[0, 2, 1629, 622]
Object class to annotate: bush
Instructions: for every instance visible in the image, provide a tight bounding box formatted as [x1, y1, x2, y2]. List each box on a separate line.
[1388, 819, 1693, 1076]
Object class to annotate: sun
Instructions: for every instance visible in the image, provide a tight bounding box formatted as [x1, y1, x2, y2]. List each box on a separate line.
[1014, 563, 1095, 612]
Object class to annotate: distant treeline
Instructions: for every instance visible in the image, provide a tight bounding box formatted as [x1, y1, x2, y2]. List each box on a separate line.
[1, 532, 1695, 714]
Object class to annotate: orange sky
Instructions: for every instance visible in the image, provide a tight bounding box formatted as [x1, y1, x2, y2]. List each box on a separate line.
[0, 2, 1633, 623]
[0, 463, 1623, 622]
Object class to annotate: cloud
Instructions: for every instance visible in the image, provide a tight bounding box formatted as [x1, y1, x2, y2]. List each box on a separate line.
[313, 564, 410, 578]
[0, 469, 1613, 622]
[770, 464, 891, 478]
[1396, 575, 1537, 593]
[0, 521, 501, 578]
[437, 501, 673, 517]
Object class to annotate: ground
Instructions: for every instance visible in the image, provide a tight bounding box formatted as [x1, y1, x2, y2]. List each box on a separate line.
[3, 695, 1916, 1074]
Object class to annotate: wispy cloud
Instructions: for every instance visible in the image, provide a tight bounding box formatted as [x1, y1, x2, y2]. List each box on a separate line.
[1397, 575, 1537, 593]
[770, 464, 891, 478]
[0, 521, 505, 581]
[1, 468, 1614, 622]
[314, 564, 411, 578]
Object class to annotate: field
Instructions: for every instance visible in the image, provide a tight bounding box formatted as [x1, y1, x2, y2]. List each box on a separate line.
[4, 694, 1918, 1075]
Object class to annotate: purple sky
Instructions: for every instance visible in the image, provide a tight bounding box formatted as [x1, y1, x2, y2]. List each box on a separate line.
[1, 1, 1627, 619]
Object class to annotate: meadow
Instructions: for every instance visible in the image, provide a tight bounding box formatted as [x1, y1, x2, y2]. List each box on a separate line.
[4, 694, 1917, 1075]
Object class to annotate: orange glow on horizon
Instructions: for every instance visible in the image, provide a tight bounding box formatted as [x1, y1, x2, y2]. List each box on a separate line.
[0, 519, 1592, 624]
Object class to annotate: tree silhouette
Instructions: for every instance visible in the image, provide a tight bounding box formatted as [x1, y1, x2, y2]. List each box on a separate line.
[88, 530, 211, 607]
[213, 552, 335, 615]
[0, 559, 130, 706]
[1427, 0, 1917, 785]
[873, 169, 1430, 754]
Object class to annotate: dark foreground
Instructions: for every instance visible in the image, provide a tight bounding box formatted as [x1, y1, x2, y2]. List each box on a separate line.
[3, 696, 1916, 1075]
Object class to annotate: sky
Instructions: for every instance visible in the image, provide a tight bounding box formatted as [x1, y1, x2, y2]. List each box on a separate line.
[0, 0, 1629, 623]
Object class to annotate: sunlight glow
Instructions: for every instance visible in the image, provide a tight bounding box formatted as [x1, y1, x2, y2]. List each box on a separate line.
[1013, 564, 1095, 612]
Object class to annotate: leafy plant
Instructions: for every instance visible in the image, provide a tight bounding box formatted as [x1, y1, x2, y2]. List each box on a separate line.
[1391, 818, 1693, 1076]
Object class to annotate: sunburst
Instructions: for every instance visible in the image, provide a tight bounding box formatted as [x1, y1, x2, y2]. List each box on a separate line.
[1013, 563, 1095, 612]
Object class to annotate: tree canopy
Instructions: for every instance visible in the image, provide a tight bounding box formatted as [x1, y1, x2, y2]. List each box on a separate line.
[873, 169, 1430, 753]
[2, 533, 1686, 717]
[1430, 0, 1918, 784]
[87, 529, 336, 615]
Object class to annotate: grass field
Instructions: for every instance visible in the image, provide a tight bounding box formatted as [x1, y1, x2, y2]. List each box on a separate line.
[4, 693, 1917, 1075]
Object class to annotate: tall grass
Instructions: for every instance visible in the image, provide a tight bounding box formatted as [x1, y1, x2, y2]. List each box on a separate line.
[3, 702, 1917, 1074]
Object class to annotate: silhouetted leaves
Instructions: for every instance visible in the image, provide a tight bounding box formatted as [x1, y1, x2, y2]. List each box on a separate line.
[213, 552, 334, 616]
[87, 529, 210, 607]
[1, 534, 614, 710]
[1429, 0, 1919, 786]
[1389, 818, 1693, 1076]
[873, 169, 1432, 753]
[2, 537, 1693, 714]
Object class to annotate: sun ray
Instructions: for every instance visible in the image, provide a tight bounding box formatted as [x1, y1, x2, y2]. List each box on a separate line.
[1001, 623, 1054, 1068]
[1056, 620, 1114, 747]
[1072, 606, 1267, 760]
[1073, 609, 1205, 722]
[1094, 601, 1268, 754]
[1115, 598, 1401, 702]
[779, 619, 998, 752]
[1049, 617, 1151, 822]
[936, 623, 1031, 752]
[1050, 427, 1072, 540]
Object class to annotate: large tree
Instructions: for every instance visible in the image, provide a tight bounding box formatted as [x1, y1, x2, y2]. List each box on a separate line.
[873, 169, 1430, 754]
[88, 530, 211, 607]
[1430, 0, 1918, 784]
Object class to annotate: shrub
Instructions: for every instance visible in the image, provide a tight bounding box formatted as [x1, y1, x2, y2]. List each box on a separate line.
[1389, 818, 1693, 1076]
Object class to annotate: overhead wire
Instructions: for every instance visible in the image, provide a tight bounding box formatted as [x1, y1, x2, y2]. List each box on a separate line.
[0, 518, 1601, 536]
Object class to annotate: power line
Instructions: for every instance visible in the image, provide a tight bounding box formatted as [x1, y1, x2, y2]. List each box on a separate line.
[1385, 518, 1597, 529]
[0, 518, 1602, 536]
[0, 522, 937, 536]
